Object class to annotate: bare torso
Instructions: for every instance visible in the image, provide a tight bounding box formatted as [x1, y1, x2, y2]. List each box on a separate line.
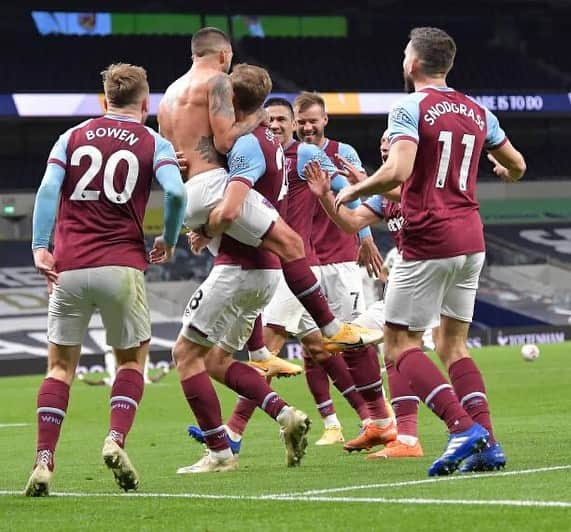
[159, 66, 225, 179]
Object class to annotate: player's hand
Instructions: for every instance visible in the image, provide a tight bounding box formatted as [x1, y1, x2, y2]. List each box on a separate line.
[357, 236, 384, 278]
[176, 151, 189, 177]
[487, 153, 514, 182]
[33, 248, 58, 285]
[304, 160, 331, 197]
[149, 236, 176, 264]
[188, 231, 211, 255]
[335, 154, 367, 185]
[334, 185, 359, 211]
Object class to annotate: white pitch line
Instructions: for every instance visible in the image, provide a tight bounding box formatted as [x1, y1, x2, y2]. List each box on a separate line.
[0, 490, 569, 508]
[0, 423, 29, 428]
[284, 464, 571, 497]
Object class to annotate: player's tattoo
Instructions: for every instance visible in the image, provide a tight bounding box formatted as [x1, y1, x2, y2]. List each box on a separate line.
[195, 135, 224, 164]
[209, 74, 235, 119]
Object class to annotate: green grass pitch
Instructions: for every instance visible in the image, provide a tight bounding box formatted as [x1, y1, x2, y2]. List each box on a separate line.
[0, 343, 570, 531]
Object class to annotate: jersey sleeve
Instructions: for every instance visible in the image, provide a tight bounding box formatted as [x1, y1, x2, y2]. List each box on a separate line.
[152, 131, 180, 172]
[32, 164, 65, 249]
[297, 143, 339, 180]
[387, 93, 423, 145]
[227, 134, 266, 187]
[363, 195, 384, 219]
[484, 107, 507, 150]
[46, 134, 70, 168]
[338, 142, 364, 172]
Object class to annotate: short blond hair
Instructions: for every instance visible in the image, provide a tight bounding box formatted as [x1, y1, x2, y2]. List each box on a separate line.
[230, 63, 272, 114]
[293, 91, 325, 113]
[101, 63, 149, 107]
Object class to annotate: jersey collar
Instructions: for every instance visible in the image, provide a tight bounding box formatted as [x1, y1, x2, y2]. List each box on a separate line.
[104, 113, 140, 123]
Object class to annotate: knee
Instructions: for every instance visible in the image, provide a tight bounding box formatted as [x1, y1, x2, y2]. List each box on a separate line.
[172, 338, 198, 372]
[273, 225, 304, 261]
[204, 349, 230, 381]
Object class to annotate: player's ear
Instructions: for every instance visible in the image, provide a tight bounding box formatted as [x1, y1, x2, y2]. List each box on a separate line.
[323, 113, 329, 126]
[142, 96, 149, 114]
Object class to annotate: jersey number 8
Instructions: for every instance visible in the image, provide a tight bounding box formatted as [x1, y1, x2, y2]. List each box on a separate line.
[69, 145, 139, 204]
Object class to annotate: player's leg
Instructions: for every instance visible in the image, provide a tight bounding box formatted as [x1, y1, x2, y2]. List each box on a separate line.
[301, 331, 369, 440]
[438, 253, 505, 472]
[247, 314, 302, 378]
[367, 354, 424, 459]
[206, 269, 310, 466]
[218, 188, 383, 350]
[207, 344, 310, 467]
[323, 262, 395, 452]
[93, 266, 153, 490]
[25, 270, 91, 496]
[101, 343, 147, 492]
[383, 256, 488, 476]
[174, 267, 239, 473]
[353, 292, 419, 458]
[214, 322, 288, 447]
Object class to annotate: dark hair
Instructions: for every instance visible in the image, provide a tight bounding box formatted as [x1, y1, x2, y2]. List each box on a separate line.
[230, 64, 273, 114]
[191, 27, 231, 57]
[293, 91, 325, 113]
[101, 63, 149, 107]
[409, 27, 456, 76]
[264, 97, 294, 118]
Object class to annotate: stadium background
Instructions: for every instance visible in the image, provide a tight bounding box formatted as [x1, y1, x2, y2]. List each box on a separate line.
[0, 0, 570, 376]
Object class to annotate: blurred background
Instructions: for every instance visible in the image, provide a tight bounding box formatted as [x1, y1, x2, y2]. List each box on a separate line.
[1, 1, 570, 374]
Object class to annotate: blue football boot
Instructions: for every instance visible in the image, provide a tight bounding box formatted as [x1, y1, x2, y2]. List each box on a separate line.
[428, 423, 489, 477]
[459, 441, 506, 473]
[186, 425, 242, 455]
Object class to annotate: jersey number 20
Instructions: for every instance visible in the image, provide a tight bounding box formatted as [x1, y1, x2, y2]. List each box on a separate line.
[69, 145, 138, 204]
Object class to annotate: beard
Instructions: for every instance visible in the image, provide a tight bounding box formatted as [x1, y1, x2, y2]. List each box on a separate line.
[403, 72, 415, 93]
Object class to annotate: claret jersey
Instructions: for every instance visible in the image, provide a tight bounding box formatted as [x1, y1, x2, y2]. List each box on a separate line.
[388, 86, 506, 260]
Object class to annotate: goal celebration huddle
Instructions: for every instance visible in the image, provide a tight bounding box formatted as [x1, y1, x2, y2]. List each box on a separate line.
[26, 25, 526, 496]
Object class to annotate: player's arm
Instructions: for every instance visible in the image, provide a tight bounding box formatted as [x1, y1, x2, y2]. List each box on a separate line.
[335, 99, 419, 208]
[304, 160, 379, 234]
[32, 162, 65, 283]
[208, 74, 264, 154]
[149, 136, 188, 264]
[205, 134, 265, 235]
[483, 108, 526, 182]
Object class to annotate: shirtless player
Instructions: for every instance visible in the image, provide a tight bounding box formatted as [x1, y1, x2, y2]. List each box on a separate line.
[158, 26, 382, 354]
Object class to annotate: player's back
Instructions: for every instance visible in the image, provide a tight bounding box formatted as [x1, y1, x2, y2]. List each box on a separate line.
[395, 87, 491, 260]
[215, 126, 285, 269]
[53, 115, 157, 272]
[159, 68, 225, 179]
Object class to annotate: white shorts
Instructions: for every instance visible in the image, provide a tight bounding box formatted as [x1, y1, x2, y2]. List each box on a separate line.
[319, 262, 365, 322]
[263, 266, 321, 338]
[48, 266, 151, 349]
[181, 265, 280, 353]
[184, 168, 279, 248]
[384, 252, 485, 331]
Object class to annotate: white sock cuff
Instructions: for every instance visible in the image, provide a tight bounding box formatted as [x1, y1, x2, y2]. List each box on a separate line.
[37, 406, 66, 417]
[110, 395, 139, 409]
[424, 383, 452, 405]
[460, 391, 487, 405]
